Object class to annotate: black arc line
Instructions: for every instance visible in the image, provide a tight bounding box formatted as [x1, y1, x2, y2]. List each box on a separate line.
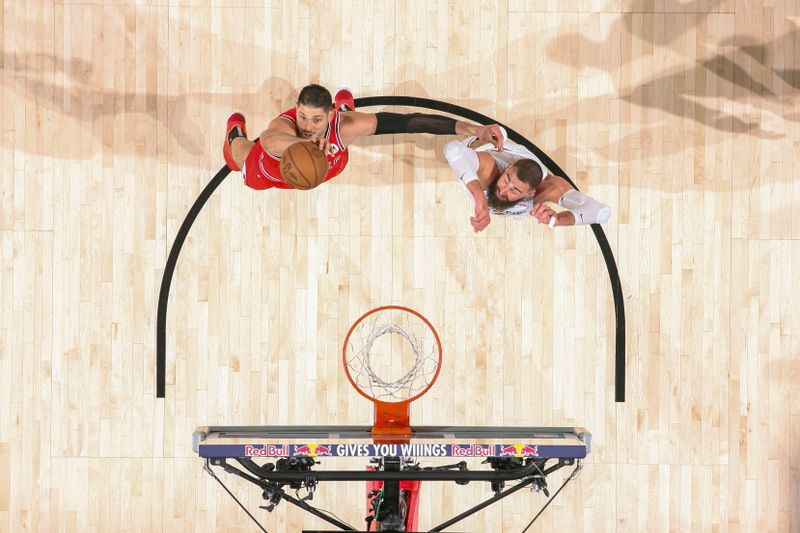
[156, 166, 231, 397]
[156, 96, 625, 402]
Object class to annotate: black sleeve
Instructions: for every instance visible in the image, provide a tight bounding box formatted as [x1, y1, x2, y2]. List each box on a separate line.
[374, 112, 457, 135]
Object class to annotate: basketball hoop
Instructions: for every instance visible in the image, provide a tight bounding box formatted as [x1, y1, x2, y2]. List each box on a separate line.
[343, 306, 442, 441]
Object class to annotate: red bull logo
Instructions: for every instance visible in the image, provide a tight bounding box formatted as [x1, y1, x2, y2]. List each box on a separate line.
[293, 443, 333, 457]
[451, 444, 493, 457]
[244, 444, 289, 457]
[498, 444, 539, 457]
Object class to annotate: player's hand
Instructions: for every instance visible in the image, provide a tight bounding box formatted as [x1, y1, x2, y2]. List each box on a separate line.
[310, 136, 333, 156]
[476, 124, 505, 150]
[531, 203, 559, 226]
[470, 197, 491, 232]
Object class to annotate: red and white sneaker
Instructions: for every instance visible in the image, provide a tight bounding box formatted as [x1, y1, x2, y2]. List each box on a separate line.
[334, 87, 355, 112]
[223, 113, 247, 171]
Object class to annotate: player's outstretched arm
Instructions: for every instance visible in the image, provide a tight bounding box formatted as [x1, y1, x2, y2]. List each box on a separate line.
[468, 184, 491, 232]
[259, 116, 330, 157]
[442, 138, 496, 232]
[337, 112, 378, 147]
[454, 122, 505, 150]
[556, 189, 612, 225]
[338, 111, 504, 149]
[259, 116, 302, 157]
[530, 177, 611, 227]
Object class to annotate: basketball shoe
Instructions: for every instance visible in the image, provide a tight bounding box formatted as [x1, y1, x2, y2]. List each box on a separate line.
[223, 113, 247, 171]
[334, 87, 355, 112]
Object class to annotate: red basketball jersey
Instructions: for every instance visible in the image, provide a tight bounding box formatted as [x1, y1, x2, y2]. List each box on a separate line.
[242, 108, 350, 190]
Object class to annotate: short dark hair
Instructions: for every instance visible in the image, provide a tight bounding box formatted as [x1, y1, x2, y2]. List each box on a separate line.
[297, 84, 333, 111]
[511, 159, 545, 188]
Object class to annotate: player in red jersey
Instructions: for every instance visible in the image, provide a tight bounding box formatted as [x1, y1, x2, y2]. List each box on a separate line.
[222, 84, 505, 190]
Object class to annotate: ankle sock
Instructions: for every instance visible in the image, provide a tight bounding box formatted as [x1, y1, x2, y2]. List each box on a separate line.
[228, 125, 246, 144]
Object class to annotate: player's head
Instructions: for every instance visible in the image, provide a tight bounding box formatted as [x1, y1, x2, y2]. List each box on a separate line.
[487, 159, 546, 211]
[296, 84, 333, 140]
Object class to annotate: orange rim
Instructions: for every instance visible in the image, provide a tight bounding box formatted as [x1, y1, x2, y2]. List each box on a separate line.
[342, 305, 442, 405]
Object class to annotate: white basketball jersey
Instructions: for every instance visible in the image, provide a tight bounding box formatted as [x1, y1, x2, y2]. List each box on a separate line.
[473, 140, 544, 219]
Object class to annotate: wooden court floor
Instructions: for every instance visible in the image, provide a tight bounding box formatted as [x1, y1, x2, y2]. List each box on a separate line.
[1, 1, 799, 531]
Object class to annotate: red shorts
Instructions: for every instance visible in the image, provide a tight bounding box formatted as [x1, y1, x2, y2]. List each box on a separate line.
[242, 143, 294, 190]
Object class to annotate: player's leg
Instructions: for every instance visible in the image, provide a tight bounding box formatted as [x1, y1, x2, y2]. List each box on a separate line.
[231, 137, 253, 168]
[223, 113, 251, 171]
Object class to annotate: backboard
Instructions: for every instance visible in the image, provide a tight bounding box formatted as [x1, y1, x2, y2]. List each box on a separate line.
[194, 306, 592, 531]
[193, 425, 591, 461]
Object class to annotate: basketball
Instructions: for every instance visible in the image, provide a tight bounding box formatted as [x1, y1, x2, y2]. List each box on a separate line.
[279, 141, 329, 189]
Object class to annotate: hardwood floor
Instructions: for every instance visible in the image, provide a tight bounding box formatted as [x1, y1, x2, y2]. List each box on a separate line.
[1, 1, 798, 531]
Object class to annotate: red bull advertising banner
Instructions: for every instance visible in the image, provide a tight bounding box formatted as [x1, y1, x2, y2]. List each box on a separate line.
[199, 442, 587, 459]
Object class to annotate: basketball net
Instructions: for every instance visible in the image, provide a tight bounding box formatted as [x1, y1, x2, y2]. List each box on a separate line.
[343, 306, 442, 442]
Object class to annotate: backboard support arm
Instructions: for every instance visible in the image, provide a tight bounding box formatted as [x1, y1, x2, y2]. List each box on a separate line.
[204, 455, 580, 531]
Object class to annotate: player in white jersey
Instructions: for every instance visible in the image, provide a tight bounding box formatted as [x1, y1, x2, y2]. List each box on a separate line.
[443, 129, 611, 232]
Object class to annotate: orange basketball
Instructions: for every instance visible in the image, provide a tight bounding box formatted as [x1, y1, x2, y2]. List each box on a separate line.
[279, 142, 330, 190]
